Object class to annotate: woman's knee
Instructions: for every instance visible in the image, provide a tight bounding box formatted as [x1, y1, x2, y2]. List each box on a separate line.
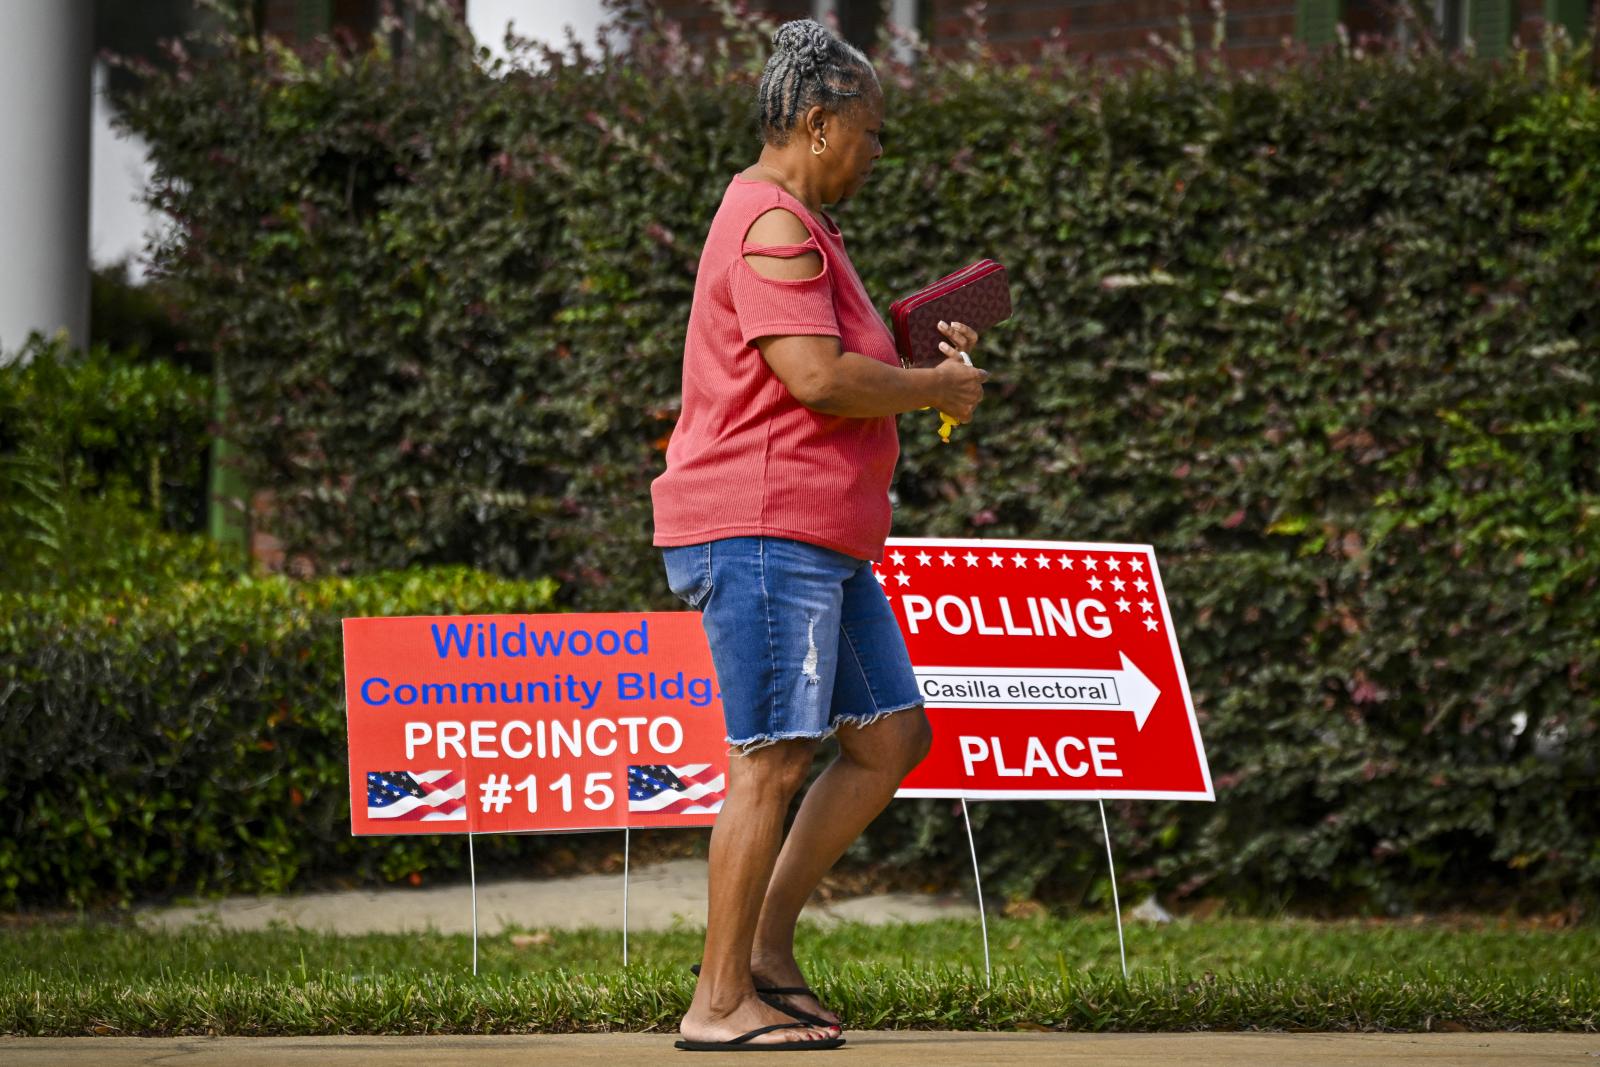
[900, 708, 933, 769]
[731, 738, 816, 799]
[840, 706, 931, 776]
[905, 708, 933, 765]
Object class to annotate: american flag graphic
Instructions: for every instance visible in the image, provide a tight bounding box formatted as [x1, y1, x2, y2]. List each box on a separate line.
[366, 770, 467, 821]
[628, 764, 726, 815]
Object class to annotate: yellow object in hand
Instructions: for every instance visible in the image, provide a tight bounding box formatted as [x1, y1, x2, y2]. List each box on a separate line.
[927, 350, 973, 444]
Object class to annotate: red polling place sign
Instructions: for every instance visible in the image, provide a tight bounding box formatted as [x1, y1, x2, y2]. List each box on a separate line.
[882, 538, 1213, 801]
[342, 612, 731, 835]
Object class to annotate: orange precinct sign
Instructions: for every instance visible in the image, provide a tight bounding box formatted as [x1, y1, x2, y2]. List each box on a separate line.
[343, 612, 732, 835]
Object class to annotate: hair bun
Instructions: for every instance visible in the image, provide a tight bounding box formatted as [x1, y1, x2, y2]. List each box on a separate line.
[771, 19, 833, 77]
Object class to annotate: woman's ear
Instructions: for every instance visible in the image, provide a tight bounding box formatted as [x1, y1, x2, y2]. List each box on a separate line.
[804, 104, 828, 136]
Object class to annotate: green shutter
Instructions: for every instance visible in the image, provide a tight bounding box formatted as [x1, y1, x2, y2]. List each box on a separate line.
[1546, 0, 1591, 41]
[208, 362, 249, 558]
[1468, 0, 1516, 57]
[295, 0, 332, 44]
[1295, 0, 1343, 47]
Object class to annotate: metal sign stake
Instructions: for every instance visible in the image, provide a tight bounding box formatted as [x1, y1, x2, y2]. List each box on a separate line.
[1097, 800, 1127, 980]
[622, 826, 631, 968]
[468, 830, 480, 976]
[960, 797, 992, 988]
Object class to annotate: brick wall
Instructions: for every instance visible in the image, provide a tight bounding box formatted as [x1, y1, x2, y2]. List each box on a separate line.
[926, 0, 1295, 68]
[259, 0, 463, 46]
[260, 0, 1590, 64]
[923, 0, 1589, 68]
[645, 0, 814, 43]
[259, 0, 299, 38]
[641, 1, 909, 54]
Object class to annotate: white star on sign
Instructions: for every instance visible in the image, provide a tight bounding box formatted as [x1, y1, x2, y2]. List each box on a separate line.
[1012, 553, 1029, 567]
[988, 552, 1005, 566]
[1088, 576, 1103, 591]
[1057, 556, 1074, 569]
[890, 551, 905, 566]
[1115, 597, 1131, 612]
[916, 551, 932, 566]
[1111, 577, 1126, 591]
[1139, 598, 1154, 613]
[1035, 553, 1051, 567]
[1082, 556, 1098, 571]
[896, 572, 911, 586]
[1130, 559, 1144, 572]
[874, 571, 887, 585]
[964, 552, 980, 566]
[1143, 617, 1159, 632]
[940, 552, 956, 566]
[1106, 557, 1121, 572]
[1134, 578, 1149, 592]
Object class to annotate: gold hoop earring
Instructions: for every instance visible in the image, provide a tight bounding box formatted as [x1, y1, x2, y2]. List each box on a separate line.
[811, 135, 827, 155]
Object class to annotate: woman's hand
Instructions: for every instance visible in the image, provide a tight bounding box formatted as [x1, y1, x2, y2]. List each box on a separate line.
[928, 319, 988, 424]
[937, 319, 979, 362]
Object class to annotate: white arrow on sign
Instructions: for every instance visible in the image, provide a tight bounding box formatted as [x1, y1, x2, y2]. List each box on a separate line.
[912, 653, 1161, 731]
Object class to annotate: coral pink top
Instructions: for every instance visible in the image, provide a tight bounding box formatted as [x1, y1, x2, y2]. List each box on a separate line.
[651, 173, 901, 562]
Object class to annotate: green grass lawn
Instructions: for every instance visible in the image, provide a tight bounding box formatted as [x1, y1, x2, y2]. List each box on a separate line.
[5, 916, 1598, 1035]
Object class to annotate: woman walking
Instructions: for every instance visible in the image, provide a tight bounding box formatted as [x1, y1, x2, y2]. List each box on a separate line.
[651, 18, 988, 1052]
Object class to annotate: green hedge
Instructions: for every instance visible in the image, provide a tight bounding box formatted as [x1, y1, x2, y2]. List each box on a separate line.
[0, 567, 555, 908]
[0, 333, 217, 594]
[83, 7, 1600, 910]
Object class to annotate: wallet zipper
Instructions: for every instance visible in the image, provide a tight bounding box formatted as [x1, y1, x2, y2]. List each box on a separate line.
[895, 260, 998, 313]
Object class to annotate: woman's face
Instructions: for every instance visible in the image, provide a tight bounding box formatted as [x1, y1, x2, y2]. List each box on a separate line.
[818, 85, 885, 204]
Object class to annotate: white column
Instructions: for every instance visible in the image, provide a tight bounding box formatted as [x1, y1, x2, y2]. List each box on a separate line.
[888, 0, 918, 63]
[0, 2, 93, 362]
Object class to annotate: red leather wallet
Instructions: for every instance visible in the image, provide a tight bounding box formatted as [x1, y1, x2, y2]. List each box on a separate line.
[889, 259, 1012, 369]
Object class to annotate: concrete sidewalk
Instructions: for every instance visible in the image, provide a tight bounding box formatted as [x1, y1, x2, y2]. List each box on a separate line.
[135, 858, 972, 935]
[5, 1032, 1599, 1065]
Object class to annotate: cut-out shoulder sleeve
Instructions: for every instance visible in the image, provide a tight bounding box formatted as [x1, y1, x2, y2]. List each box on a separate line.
[742, 238, 820, 258]
[728, 208, 837, 346]
[740, 208, 823, 279]
[743, 207, 812, 250]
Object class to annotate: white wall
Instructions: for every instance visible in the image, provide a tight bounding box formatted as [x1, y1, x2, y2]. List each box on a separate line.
[91, 57, 167, 285]
[468, 0, 610, 67]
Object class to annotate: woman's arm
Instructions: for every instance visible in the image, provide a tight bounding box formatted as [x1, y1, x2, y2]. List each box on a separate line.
[739, 208, 987, 420]
[757, 335, 987, 421]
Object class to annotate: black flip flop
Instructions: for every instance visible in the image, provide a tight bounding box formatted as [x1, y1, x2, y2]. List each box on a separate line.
[689, 963, 843, 1031]
[756, 988, 839, 1031]
[674, 1021, 845, 1052]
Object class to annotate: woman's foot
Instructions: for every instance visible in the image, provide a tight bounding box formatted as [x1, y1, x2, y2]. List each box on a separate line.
[750, 951, 842, 1030]
[679, 991, 836, 1047]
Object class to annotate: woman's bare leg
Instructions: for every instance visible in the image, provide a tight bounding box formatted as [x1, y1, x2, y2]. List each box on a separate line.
[679, 739, 838, 1046]
[749, 708, 933, 1024]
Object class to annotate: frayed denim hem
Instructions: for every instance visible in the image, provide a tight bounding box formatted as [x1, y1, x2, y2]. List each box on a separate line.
[832, 699, 924, 732]
[726, 701, 925, 757]
[725, 728, 834, 757]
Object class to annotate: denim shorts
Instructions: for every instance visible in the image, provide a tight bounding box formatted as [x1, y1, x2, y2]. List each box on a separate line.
[661, 536, 924, 754]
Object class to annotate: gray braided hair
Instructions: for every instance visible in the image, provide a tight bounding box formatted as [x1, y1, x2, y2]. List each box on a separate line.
[756, 19, 878, 147]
